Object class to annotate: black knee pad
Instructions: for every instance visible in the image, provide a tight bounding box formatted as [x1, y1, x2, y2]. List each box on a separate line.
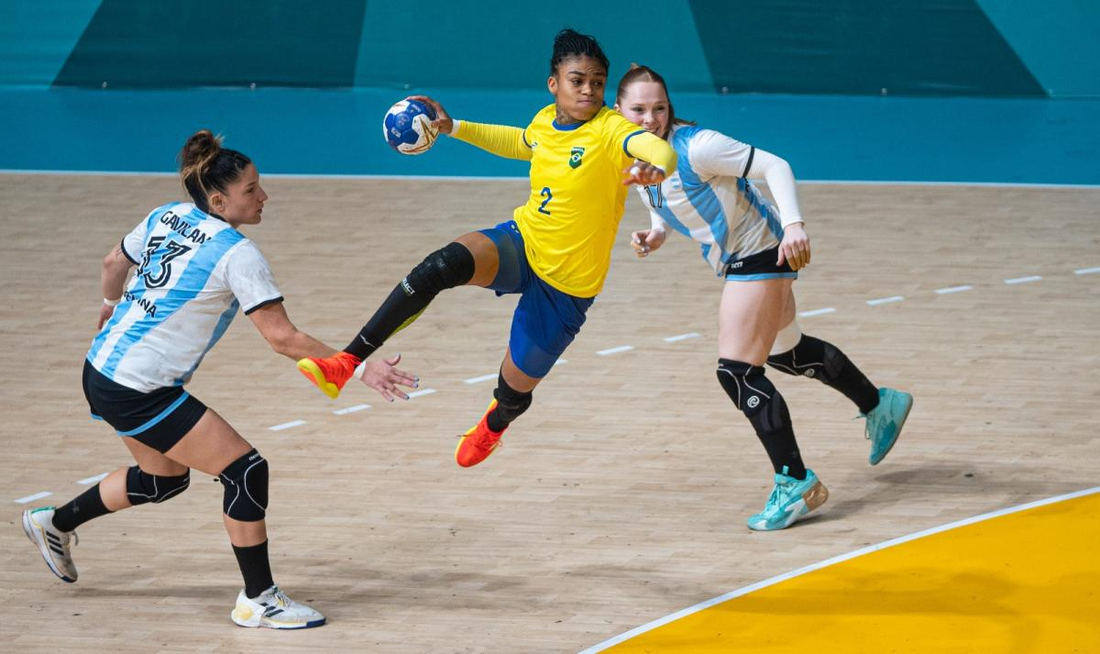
[402, 242, 475, 300]
[493, 373, 533, 423]
[716, 359, 775, 417]
[767, 335, 846, 383]
[125, 466, 190, 505]
[219, 449, 269, 522]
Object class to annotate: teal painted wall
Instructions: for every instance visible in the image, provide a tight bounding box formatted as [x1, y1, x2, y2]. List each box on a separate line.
[1, 0, 1095, 97]
[976, 0, 1100, 97]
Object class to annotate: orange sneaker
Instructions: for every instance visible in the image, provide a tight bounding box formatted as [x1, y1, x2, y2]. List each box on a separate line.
[455, 400, 507, 467]
[296, 352, 361, 399]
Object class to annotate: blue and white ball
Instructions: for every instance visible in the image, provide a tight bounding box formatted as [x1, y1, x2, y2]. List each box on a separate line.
[382, 99, 438, 155]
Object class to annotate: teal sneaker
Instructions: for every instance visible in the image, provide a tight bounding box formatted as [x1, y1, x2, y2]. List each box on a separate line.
[863, 387, 914, 465]
[746, 467, 829, 531]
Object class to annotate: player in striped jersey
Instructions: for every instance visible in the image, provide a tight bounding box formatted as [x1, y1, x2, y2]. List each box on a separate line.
[616, 65, 913, 531]
[298, 30, 677, 468]
[22, 130, 415, 628]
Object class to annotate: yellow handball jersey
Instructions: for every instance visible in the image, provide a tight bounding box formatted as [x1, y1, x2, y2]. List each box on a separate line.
[452, 104, 676, 297]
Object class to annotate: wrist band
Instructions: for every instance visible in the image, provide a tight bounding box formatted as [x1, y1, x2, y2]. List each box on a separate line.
[103, 297, 121, 307]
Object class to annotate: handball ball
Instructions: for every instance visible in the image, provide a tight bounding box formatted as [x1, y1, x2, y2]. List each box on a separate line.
[382, 99, 438, 155]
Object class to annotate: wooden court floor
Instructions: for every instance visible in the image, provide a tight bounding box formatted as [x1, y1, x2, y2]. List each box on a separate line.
[1, 175, 1098, 653]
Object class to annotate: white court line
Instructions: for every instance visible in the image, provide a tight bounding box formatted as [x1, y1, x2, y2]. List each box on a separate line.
[1074, 267, 1100, 275]
[464, 373, 498, 385]
[935, 285, 973, 295]
[579, 486, 1100, 653]
[597, 345, 635, 356]
[1004, 275, 1042, 285]
[407, 388, 437, 399]
[554, 358, 568, 366]
[269, 420, 306, 431]
[333, 404, 370, 415]
[15, 491, 52, 505]
[664, 332, 701, 342]
[77, 473, 109, 486]
[798, 308, 836, 318]
[866, 295, 904, 306]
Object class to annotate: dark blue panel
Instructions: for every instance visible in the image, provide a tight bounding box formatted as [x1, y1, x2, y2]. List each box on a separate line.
[54, 0, 367, 88]
[689, 0, 1044, 97]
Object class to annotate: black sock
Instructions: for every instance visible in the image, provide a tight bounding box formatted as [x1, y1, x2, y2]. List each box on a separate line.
[767, 335, 880, 414]
[747, 391, 807, 480]
[52, 484, 112, 532]
[486, 373, 533, 432]
[233, 540, 275, 599]
[343, 282, 429, 360]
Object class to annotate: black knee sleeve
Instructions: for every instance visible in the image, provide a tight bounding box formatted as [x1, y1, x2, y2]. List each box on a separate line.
[125, 466, 190, 505]
[493, 373, 533, 424]
[403, 242, 476, 301]
[219, 449, 269, 522]
[766, 335, 845, 383]
[767, 335, 880, 413]
[716, 359, 775, 417]
[717, 359, 803, 477]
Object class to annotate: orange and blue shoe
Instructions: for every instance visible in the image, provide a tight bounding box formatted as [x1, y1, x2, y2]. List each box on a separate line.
[455, 400, 506, 468]
[296, 352, 361, 399]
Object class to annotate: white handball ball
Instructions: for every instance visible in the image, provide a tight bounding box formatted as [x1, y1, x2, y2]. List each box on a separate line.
[382, 99, 439, 155]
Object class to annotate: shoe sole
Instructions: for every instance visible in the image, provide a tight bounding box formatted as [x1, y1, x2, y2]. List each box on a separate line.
[870, 393, 914, 466]
[232, 611, 326, 630]
[22, 511, 76, 583]
[296, 359, 340, 399]
[747, 481, 830, 531]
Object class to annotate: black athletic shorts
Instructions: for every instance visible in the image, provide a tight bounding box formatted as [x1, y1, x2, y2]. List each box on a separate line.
[723, 246, 798, 280]
[82, 359, 207, 453]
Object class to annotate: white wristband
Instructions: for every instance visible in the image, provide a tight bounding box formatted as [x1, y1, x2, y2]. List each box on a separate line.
[103, 297, 121, 307]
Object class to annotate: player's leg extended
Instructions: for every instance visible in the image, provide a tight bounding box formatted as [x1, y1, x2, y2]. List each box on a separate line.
[297, 232, 492, 398]
[456, 271, 594, 468]
[455, 350, 540, 468]
[716, 278, 827, 530]
[765, 293, 913, 465]
[164, 408, 325, 629]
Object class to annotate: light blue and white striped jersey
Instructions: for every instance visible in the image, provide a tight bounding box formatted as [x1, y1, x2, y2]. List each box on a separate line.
[87, 202, 282, 392]
[634, 125, 784, 275]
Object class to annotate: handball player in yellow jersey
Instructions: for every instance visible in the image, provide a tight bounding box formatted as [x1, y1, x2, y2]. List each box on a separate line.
[298, 29, 677, 467]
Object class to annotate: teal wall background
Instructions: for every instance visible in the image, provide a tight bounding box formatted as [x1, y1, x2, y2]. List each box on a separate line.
[1, 0, 1097, 97]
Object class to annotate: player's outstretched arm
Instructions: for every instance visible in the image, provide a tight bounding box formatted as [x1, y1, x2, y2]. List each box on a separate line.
[407, 95, 532, 162]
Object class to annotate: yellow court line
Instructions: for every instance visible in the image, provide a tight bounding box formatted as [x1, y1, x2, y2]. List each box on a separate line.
[584, 487, 1100, 654]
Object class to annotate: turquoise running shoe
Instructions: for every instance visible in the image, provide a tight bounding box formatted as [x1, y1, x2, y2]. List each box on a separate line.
[746, 467, 829, 531]
[864, 387, 914, 465]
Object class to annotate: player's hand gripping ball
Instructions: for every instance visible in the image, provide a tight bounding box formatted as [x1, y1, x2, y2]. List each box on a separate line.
[382, 99, 438, 155]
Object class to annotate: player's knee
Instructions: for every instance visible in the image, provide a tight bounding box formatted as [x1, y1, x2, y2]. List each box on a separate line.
[494, 374, 533, 423]
[767, 335, 844, 383]
[404, 242, 475, 300]
[219, 449, 268, 522]
[716, 359, 775, 418]
[125, 466, 190, 505]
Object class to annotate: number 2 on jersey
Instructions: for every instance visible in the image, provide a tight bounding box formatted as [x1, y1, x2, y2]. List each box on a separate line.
[538, 187, 553, 215]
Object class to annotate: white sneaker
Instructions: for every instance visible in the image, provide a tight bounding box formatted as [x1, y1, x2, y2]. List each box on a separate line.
[231, 585, 326, 629]
[22, 507, 78, 583]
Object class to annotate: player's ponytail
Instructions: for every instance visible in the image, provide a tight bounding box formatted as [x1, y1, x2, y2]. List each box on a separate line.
[179, 130, 251, 214]
[616, 64, 695, 139]
[550, 28, 609, 76]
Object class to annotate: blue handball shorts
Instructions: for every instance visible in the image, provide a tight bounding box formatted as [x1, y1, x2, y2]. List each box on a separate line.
[477, 221, 595, 379]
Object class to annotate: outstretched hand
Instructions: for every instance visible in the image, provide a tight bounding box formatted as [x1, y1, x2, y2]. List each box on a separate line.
[358, 353, 419, 402]
[406, 95, 454, 135]
[622, 161, 667, 186]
